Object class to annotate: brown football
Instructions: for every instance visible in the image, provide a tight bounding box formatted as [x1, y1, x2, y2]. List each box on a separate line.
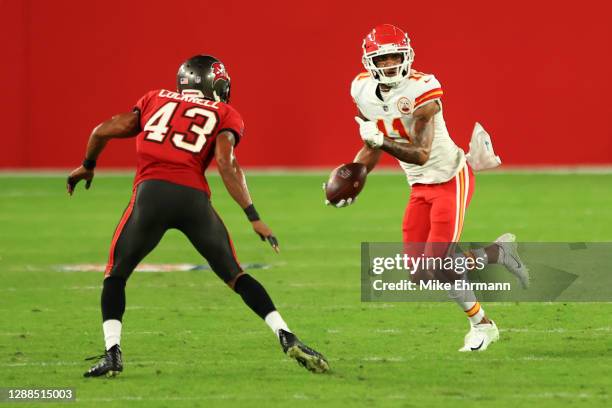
[325, 162, 368, 204]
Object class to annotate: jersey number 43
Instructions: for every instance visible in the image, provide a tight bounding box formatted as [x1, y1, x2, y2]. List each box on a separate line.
[143, 102, 217, 153]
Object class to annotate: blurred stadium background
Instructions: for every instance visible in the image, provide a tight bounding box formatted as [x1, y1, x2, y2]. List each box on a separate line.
[1, 0, 611, 407]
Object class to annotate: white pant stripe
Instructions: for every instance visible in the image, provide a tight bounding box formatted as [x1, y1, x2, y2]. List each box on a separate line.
[451, 167, 462, 242]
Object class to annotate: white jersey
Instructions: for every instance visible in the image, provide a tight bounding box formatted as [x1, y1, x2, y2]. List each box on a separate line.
[351, 70, 465, 185]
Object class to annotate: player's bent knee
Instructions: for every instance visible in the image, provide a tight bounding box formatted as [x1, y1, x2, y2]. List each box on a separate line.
[227, 272, 246, 290]
[107, 267, 133, 281]
[207, 257, 243, 286]
[104, 275, 127, 285]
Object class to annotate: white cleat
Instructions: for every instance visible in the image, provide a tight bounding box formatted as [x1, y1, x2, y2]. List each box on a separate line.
[495, 233, 530, 289]
[459, 321, 500, 352]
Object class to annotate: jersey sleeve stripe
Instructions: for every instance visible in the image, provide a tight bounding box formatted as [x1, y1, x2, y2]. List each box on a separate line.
[415, 88, 443, 103]
[415, 89, 443, 108]
[354, 72, 371, 81]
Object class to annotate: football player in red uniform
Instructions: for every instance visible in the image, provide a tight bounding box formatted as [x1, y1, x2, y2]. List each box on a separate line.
[68, 55, 329, 376]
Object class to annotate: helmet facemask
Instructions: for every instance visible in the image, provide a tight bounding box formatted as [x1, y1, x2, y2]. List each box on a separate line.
[212, 78, 231, 103]
[362, 47, 414, 87]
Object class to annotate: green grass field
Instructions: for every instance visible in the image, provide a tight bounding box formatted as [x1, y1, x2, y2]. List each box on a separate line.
[1, 171, 611, 407]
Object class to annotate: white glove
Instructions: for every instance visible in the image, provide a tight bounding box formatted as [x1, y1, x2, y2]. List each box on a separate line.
[326, 197, 356, 208]
[322, 183, 357, 208]
[355, 117, 384, 148]
[465, 122, 502, 171]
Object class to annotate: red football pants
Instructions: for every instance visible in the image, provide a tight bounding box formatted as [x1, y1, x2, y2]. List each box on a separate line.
[402, 164, 474, 255]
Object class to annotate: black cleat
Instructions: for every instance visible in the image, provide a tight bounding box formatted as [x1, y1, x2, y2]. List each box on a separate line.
[83, 344, 123, 378]
[278, 329, 329, 373]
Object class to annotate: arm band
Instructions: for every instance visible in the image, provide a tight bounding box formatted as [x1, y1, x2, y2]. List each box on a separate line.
[244, 204, 260, 222]
[83, 158, 97, 170]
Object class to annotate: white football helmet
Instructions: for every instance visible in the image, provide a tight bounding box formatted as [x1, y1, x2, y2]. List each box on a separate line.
[362, 24, 415, 86]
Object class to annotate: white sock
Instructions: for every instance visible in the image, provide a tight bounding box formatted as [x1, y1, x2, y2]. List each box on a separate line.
[448, 277, 485, 325]
[264, 311, 290, 338]
[103, 319, 122, 350]
[460, 301, 486, 325]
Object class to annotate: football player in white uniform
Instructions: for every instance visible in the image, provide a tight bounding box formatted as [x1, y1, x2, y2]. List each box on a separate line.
[334, 24, 529, 351]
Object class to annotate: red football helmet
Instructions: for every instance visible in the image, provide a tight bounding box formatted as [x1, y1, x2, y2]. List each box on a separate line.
[362, 24, 415, 86]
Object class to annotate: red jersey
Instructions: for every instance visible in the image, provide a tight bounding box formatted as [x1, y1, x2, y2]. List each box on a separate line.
[132, 89, 245, 196]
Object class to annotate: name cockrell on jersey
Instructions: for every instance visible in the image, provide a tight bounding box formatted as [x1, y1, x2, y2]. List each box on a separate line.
[351, 70, 466, 185]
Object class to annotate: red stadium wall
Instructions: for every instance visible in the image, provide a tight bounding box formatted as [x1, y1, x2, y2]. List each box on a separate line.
[1, 0, 611, 168]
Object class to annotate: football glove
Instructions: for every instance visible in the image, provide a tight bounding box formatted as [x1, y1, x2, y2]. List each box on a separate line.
[355, 117, 384, 148]
[251, 220, 280, 253]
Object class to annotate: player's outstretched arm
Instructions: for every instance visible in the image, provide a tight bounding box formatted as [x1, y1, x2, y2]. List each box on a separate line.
[354, 144, 382, 173]
[323, 110, 382, 208]
[67, 112, 140, 195]
[322, 148, 377, 208]
[215, 132, 279, 253]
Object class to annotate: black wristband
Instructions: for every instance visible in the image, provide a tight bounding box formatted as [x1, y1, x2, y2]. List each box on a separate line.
[244, 204, 260, 222]
[82, 158, 96, 170]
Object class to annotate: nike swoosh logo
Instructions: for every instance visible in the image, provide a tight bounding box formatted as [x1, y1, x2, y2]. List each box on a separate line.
[470, 339, 485, 351]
